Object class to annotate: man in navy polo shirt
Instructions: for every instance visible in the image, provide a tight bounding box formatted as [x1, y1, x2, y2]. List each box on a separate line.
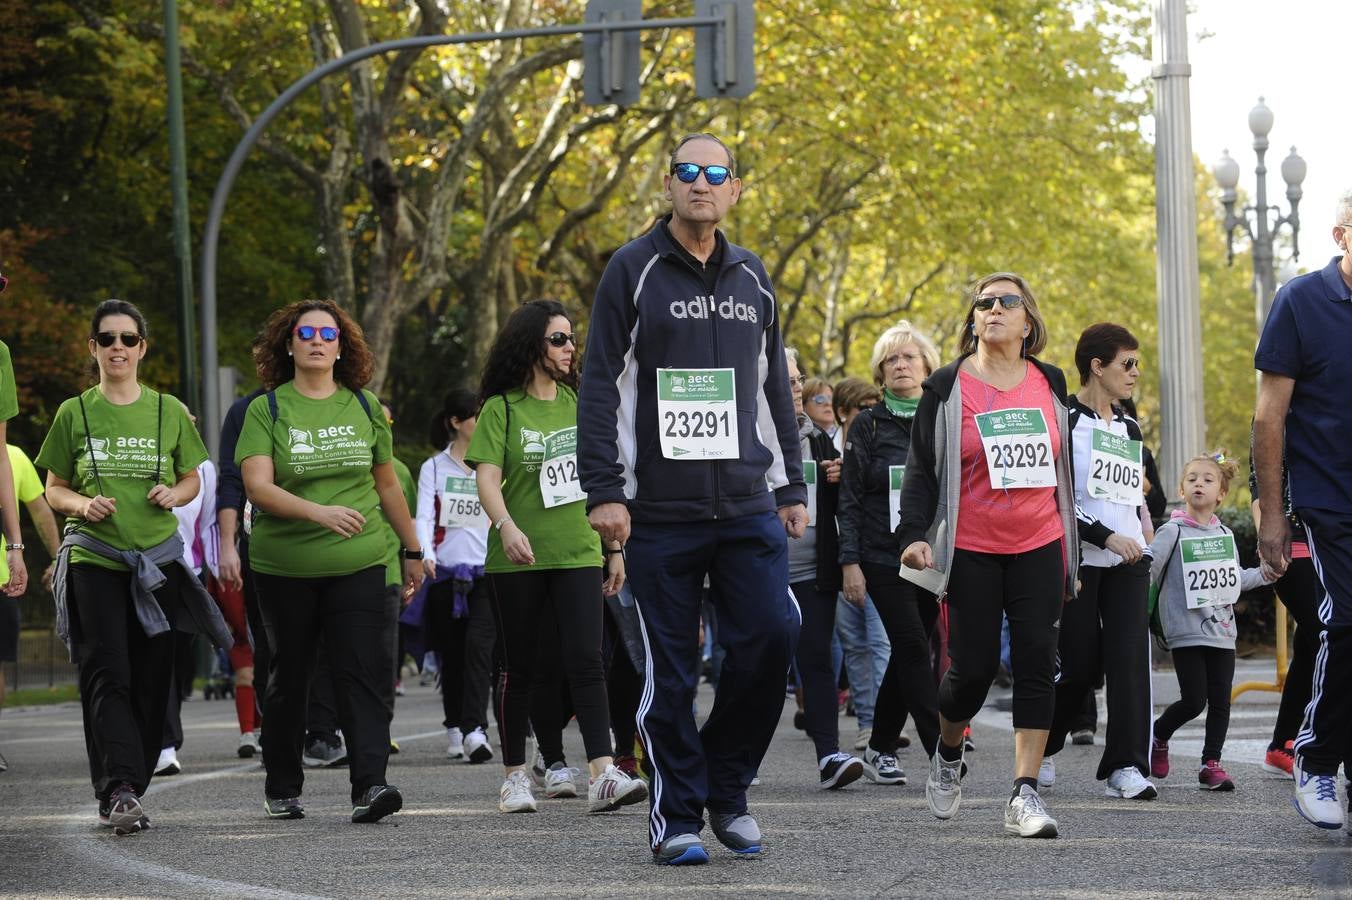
[579, 133, 807, 865]
[1254, 188, 1352, 831]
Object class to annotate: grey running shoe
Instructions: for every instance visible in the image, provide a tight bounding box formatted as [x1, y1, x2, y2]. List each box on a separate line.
[352, 785, 402, 823]
[710, 812, 761, 855]
[1037, 757, 1056, 792]
[1005, 784, 1059, 838]
[264, 797, 305, 819]
[926, 752, 964, 820]
[302, 736, 347, 768]
[862, 748, 905, 785]
[653, 832, 709, 866]
[107, 784, 144, 836]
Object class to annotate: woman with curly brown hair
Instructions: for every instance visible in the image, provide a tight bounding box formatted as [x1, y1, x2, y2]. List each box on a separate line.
[235, 299, 424, 824]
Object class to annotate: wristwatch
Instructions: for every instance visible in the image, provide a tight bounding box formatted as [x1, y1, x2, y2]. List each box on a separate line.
[5, 542, 23, 552]
[402, 547, 424, 561]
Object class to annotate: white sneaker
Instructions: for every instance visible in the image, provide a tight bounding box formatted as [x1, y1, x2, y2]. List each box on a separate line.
[925, 751, 963, 820]
[463, 727, 494, 764]
[854, 727, 872, 751]
[862, 747, 906, 785]
[1105, 766, 1158, 800]
[588, 763, 649, 813]
[1005, 784, 1058, 838]
[498, 770, 538, 813]
[1037, 757, 1055, 792]
[236, 731, 261, 759]
[544, 762, 580, 799]
[1293, 758, 1345, 829]
[154, 746, 181, 777]
[446, 727, 464, 760]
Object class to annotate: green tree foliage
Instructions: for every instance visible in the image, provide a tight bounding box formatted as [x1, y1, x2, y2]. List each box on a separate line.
[0, 0, 1263, 475]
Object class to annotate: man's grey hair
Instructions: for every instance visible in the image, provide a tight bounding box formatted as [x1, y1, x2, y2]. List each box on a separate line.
[1336, 189, 1352, 227]
[669, 133, 736, 175]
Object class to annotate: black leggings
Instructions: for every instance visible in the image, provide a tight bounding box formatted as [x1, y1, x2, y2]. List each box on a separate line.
[69, 563, 183, 800]
[1154, 645, 1235, 762]
[488, 567, 611, 768]
[791, 580, 842, 761]
[940, 540, 1064, 730]
[861, 563, 940, 758]
[255, 566, 392, 802]
[1271, 557, 1321, 749]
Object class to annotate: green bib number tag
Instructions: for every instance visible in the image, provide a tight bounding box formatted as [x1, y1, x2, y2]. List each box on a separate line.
[539, 427, 584, 509]
[974, 408, 1056, 489]
[889, 465, 905, 533]
[1180, 535, 1241, 609]
[1087, 427, 1143, 506]
[657, 368, 738, 460]
[439, 475, 488, 530]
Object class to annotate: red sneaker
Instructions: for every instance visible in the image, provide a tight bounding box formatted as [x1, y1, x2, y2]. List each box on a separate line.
[1150, 738, 1169, 779]
[1198, 759, 1235, 791]
[1263, 744, 1294, 777]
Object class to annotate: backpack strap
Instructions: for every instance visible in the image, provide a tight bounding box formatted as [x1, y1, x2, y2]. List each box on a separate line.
[267, 390, 278, 422]
[352, 388, 373, 420]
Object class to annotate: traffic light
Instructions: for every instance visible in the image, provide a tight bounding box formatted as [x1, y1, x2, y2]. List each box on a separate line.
[695, 0, 755, 99]
[583, 0, 641, 106]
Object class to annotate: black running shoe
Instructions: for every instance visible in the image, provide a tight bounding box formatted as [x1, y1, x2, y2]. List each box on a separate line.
[264, 797, 305, 819]
[818, 753, 864, 790]
[352, 785, 402, 823]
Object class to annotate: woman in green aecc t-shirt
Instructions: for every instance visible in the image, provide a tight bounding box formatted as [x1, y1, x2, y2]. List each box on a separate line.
[466, 299, 645, 817]
[36, 299, 209, 835]
[235, 299, 423, 826]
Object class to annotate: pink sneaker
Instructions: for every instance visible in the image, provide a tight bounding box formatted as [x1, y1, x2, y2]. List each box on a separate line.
[1198, 759, 1235, 791]
[1150, 739, 1169, 779]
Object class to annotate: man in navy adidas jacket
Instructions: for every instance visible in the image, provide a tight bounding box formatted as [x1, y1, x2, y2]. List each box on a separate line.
[579, 133, 806, 865]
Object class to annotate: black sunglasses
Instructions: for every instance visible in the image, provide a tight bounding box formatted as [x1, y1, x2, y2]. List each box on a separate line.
[295, 325, 340, 342]
[972, 293, 1025, 312]
[95, 331, 143, 348]
[545, 331, 576, 348]
[671, 162, 732, 186]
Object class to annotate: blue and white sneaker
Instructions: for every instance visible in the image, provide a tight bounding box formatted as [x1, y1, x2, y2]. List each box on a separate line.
[653, 833, 709, 866]
[710, 811, 762, 854]
[1293, 758, 1344, 829]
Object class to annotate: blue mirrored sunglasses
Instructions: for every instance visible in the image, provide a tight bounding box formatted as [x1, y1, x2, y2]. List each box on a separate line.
[295, 325, 340, 342]
[671, 162, 732, 186]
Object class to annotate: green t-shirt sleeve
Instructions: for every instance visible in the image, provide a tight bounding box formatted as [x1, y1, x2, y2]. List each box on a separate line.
[465, 395, 505, 470]
[364, 390, 392, 465]
[10, 447, 44, 503]
[167, 395, 209, 478]
[395, 458, 416, 511]
[0, 341, 18, 422]
[234, 395, 275, 465]
[34, 400, 77, 482]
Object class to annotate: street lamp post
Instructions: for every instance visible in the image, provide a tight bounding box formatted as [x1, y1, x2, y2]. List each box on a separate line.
[1213, 98, 1307, 328]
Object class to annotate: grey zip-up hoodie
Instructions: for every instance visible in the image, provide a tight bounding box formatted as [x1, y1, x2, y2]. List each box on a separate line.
[1148, 511, 1268, 650]
[897, 354, 1080, 598]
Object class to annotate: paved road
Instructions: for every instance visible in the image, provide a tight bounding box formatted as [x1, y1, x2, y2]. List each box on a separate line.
[1, 659, 1349, 898]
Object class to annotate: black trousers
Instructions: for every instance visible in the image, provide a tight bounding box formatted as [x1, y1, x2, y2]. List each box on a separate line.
[1271, 557, 1322, 748]
[1294, 508, 1352, 775]
[488, 567, 611, 768]
[424, 577, 495, 733]
[255, 566, 391, 802]
[161, 631, 196, 751]
[1046, 559, 1152, 779]
[861, 563, 940, 758]
[70, 563, 183, 800]
[791, 580, 842, 761]
[605, 612, 642, 758]
[1154, 645, 1235, 762]
[940, 540, 1064, 730]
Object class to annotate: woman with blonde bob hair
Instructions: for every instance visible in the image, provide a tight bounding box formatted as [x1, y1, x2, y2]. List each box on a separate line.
[837, 319, 944, 787]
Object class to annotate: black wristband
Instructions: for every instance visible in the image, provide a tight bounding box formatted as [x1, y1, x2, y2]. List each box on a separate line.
[603, 547, 624, 556]
[402, 547, 424, 561]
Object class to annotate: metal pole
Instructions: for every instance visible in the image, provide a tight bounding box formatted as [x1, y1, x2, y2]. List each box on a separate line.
[1151, 0, 1206, 494]
[1250, 137, 1277, 326]
[163, 0, 199, 412]
[199, 16, 721, 457]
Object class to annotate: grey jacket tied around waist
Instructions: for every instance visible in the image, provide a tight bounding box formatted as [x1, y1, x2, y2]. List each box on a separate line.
[52, 530, 234, 661]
